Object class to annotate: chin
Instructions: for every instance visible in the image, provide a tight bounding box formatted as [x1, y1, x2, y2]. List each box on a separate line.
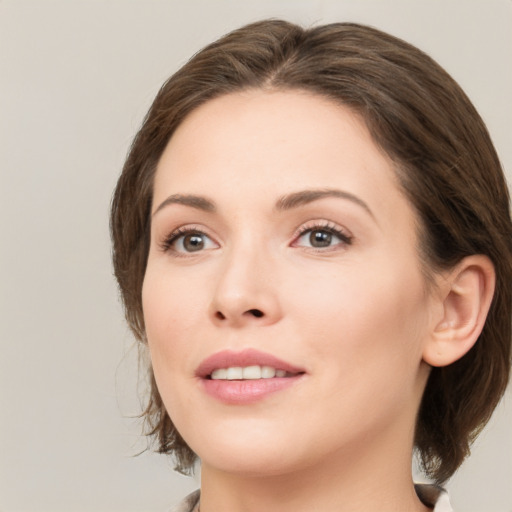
[200, 450, 305, 478]
[191, 428, 330, 479]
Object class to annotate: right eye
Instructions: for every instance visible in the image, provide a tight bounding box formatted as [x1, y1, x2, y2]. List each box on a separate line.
[162, 228, 218, 254]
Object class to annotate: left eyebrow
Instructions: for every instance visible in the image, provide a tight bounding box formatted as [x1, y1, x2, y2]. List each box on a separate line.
[152, 193, 216, 217]
[274, 188, 375, 220]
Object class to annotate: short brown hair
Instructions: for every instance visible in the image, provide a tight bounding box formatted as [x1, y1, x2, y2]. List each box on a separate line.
[110, 19, 512, 483]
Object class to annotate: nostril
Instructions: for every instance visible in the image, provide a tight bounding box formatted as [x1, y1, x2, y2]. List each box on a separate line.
[213, 309, 264, 321]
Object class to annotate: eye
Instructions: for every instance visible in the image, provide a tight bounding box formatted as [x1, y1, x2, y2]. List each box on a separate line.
[161, 228, 218, 254]
[293, 223, 352, 250]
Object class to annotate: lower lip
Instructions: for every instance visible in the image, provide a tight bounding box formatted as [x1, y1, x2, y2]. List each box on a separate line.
[201, 376, 302, 404]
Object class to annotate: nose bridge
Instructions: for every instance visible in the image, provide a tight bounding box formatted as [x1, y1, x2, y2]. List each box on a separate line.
[210, 234, 281, 326]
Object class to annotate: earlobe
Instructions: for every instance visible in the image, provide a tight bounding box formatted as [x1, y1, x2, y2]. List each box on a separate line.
[423, 255, 495, 367]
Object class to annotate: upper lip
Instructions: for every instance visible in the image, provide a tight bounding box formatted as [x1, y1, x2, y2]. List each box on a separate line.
[196, 348, 305, 378]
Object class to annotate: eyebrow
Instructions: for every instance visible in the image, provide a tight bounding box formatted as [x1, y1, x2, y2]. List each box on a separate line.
[152, 188, 375, 220]
[275, 188, 375, 219]
[152, 194, 216, 217]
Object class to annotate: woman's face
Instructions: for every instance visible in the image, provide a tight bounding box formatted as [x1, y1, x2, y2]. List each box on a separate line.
[143, 90, 438, 476]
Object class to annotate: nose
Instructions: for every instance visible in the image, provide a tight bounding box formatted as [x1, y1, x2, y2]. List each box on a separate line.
[209, 244, 282, 328]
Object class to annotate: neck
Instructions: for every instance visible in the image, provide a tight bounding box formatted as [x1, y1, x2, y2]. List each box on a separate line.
[198, 423, 431, 512]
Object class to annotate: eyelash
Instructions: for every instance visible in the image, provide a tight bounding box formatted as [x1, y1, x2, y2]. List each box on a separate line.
[293, 221, 353, 249]
[159, 225, 215, 255]
[159, 221, 353, 256]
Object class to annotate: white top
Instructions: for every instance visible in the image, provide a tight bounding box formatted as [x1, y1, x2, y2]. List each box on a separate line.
[170, 485, 453, 511]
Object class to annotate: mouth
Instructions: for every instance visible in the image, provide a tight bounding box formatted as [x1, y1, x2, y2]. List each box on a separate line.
[208, 365, 301, 380]
[196, 348, 305, 380]
[196, 349, 306, 404]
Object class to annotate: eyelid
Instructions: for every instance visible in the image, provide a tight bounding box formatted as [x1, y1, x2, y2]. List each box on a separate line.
[291, 220, 353, 248]
[158, 224, 220, 255]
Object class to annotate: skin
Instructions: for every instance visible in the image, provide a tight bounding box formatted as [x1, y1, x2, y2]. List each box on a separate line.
[143, 90, 447, 512]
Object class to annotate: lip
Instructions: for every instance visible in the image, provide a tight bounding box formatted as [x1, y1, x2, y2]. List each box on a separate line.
[196, 349, 306, 405]
[196, 348, 305, 378]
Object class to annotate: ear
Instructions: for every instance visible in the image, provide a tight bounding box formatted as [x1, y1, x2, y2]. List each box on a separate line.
[423, 255, 495, 367]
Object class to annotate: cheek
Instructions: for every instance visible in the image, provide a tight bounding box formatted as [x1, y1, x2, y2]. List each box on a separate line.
[141, 268, 203, 419]
[142, 263, 207, 343]
[142, 270, 170, 348]
[142, 266, 191, 380]
[295, 258, 429, 376]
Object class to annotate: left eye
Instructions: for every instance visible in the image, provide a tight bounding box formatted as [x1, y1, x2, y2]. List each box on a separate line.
[294, 228, 351, 249]
[169, 231, 218, 253]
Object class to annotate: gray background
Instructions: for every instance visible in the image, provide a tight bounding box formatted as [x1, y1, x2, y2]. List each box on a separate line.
[1, 1, 511, 511]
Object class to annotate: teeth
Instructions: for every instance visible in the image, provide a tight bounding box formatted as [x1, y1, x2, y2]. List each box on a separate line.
[243, 365, 261, 379]
[226, 367, 243, 380]
[261, 366, 276, 378]
[211, 368, 227, 379]
[210, 365, 290, 380]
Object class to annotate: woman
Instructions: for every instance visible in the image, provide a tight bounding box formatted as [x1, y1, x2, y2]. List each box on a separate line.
[110, 20, 512, 511]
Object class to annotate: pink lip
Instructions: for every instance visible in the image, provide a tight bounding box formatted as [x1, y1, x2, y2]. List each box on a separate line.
[196, 348, 304, 378]
[196, 349, 306, 405]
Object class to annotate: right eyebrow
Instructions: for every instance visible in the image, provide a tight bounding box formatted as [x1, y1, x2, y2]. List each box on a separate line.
[275, 188, 376, 222]
[152, 194, 216, 217]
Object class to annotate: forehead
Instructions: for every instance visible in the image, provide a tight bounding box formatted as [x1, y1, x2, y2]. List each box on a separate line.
[153, 90, 413, 229]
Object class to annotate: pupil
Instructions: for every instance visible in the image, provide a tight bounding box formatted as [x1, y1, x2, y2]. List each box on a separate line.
[184, 234, 204, 251]
[310, 230, 331, 247]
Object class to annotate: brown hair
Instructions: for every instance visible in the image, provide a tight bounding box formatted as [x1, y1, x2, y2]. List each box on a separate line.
[110, 19, 512, 483]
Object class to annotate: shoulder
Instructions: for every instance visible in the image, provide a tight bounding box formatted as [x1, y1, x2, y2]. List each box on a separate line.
[169, 489, 200, 512]
[171, 486, 453, 511]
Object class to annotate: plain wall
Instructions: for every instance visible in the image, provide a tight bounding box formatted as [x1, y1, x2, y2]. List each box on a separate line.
[1, 1, 511, 511]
